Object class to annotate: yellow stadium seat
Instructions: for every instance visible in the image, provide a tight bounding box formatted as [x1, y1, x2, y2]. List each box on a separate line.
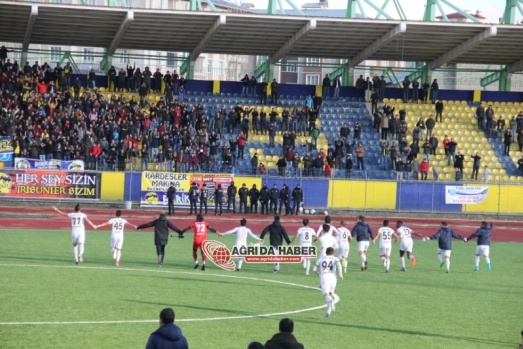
[249, 148, 256, 155]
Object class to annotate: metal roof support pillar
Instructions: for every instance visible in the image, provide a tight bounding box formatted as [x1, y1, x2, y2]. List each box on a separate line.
[346, 0, 358, 18]
[349, 22, 407, 68]
[502, 0, 523, 24]
[499, 67, 511, 92]
[427, 26, 497, 71]
[22, 5, 38, 66]
[423, 0, 437, 21]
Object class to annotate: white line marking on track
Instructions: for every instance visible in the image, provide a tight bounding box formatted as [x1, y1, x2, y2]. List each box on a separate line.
[0, 263, 325, 326]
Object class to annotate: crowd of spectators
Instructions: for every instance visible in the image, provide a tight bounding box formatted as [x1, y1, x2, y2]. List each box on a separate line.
[1, 55, 522, 178]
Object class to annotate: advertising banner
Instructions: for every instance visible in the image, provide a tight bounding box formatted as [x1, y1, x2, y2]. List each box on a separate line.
[0, 137, 13, 162]
[445, 186, 489, 204]
[0, 170, 101, 199]
[140, 171, 234, 208]
[14, 158, 85, 171]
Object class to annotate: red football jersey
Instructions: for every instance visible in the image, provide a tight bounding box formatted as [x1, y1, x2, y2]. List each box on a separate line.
[190, 221, 210, 243]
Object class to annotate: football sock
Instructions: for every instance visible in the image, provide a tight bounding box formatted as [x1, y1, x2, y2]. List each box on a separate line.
[113, 250, 117, 260]
[305, 259, 311, 274]
[341, 259, 347, 269]
[400, 257, 405, 269]
[474, 256, 480, 267]
[386, 259, 390, 270]
[201, 251, 207, 262]
[73, 246, 78, 261]
[324, 295, 332, 305]
[485, 257, 490, 264]
[438, 254, 443, 264]
[238, 258, 243, 270]
[79, 244, 84, 256]
[116, 250, 121, 262]
[193, 251, 198, 261]
[360, 254, 366, 264]
[445, 259, 450, 271]
[380, 255, 385, 262]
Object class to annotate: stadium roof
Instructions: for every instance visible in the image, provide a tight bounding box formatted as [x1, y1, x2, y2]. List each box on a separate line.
[1, 1, 523, 72]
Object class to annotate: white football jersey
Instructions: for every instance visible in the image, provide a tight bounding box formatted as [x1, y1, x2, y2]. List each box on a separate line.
[378, 227, 395, 247]
[315, 255, 341, 275]
[397, 226, 413, 241]
[337, 227, 351, 244]
[222, 226, 259, 247]
[297, 227, 316, 245]
[68, 212, 87, 230]
[109, 217, 129, 235]
[320, 234, 339, 251]
[317, 224, 340, 238]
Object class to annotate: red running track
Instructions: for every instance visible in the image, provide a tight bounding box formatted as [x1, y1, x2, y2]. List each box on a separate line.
[0, 206, 521, 242]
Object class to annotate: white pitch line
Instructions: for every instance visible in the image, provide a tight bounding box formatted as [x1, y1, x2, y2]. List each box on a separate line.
[0, 263, 326, 326]
[0, 305, 326, 326]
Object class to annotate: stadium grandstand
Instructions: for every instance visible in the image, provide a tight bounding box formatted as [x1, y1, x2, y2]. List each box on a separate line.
[0, 0, 522, 185]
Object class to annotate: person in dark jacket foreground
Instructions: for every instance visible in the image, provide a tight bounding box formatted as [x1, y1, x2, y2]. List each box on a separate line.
[260, 215, 291, 273]
[427, 221, 466, 273]
[265, 318, 304, 349]
[137, 213, 183, 266]
[145, 308, 188, 349]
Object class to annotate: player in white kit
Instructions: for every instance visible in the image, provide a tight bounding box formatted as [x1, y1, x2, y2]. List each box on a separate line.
[318, 224, 339, 257]
[336, 221, 352, 273]
[52, 204, 96, 264]
[314, 247, 343, 318]
[220, 218, 261, 271]
[373, 220, 398, 273]
[95, 210, 137, 266]
[396, 221, 425, 271]
[316, 216, 340, 238]
[290, 219, 317, 275]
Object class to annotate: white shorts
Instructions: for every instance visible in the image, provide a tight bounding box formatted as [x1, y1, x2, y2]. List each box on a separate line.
[380, 246, 392, 257]
[357, 241, 370, 252]
[399, 239, 413, 253]
[337, 242, 350, 259]
[438, 248, 451, 257]
[475, 245, 490, 256]
[72, 230, 85, 245]
[320, 273, 337, 294]
[110, 234, 124, 250]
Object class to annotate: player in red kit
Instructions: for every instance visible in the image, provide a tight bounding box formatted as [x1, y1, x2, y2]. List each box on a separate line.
[181, 213, 220, 270]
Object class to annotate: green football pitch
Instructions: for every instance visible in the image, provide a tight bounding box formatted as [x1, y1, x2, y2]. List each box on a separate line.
[0, 228, 521, 349]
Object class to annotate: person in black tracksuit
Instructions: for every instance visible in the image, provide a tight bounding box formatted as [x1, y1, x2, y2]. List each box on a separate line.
[428, 221, 466, 273]
[214, 184, 224, 216]
[260, 215, 291, 272]
[199, 183, 208, 215]
[269, 184, 279, 214]
[188, 182, 199, 215]
[351, 215, 374, 271]
[238, 183, 249, 214]
[260, 184, 270, 214]
[291, 184, 303, 215]
[227, 181, 237, 213]
[466, 221, 493, 272]
[166, 183, 176, 216]
[278, 185, 291, 215]
[136, 213, 183, 266]
[249, 184, 260, 214]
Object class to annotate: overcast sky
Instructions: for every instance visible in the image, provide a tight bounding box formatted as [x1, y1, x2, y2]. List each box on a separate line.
[250, 0, 521, 24]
